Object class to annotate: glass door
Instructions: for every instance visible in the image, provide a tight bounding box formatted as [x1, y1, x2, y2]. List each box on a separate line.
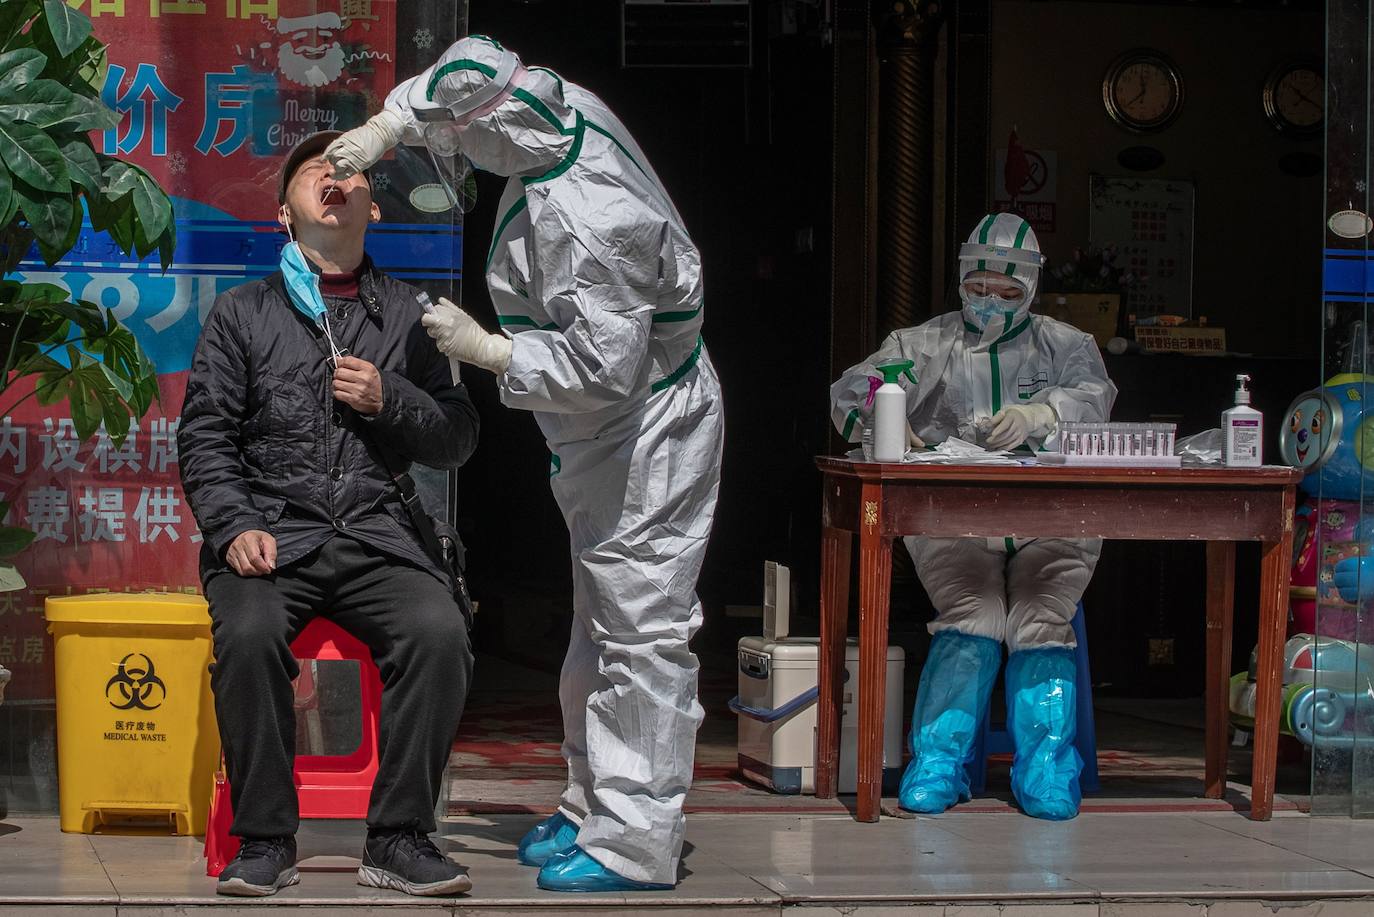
[1313, 0, 1374, 817]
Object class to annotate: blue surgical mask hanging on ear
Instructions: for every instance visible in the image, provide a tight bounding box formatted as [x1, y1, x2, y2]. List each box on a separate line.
[280, 216, 327, 326]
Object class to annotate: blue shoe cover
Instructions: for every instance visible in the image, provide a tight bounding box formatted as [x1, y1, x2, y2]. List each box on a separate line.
[537, 846, 674, 892]
[517, 811, 579, 867]
[897, 630, 1002, 814]
[1006, 647, 1083, 821]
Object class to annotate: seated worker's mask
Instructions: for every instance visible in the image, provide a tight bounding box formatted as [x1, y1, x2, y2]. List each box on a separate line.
[959, 271, 1030, 330]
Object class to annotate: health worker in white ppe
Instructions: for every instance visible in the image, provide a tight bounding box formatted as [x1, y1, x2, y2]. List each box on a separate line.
[829, 212, 1116, 820]
[324, 35, 724, 892]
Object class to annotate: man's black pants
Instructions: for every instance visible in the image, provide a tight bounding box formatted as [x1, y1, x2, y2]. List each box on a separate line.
[205, 536, 471, 839]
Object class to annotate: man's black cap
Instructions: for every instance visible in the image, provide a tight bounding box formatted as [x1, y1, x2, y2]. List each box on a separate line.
[277, 130, 371, 203]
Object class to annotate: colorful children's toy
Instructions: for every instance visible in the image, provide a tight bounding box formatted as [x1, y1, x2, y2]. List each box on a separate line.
[1229, 376, 1374, 747]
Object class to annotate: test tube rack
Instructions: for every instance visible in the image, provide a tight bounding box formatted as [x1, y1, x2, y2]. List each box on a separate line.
[1038, 422, 1182, 467]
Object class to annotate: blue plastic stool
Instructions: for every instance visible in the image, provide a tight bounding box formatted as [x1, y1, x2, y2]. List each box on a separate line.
[966, 602, 1099, 795]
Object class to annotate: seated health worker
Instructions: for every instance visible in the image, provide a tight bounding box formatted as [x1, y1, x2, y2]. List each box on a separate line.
[829, 212, 1117, 820]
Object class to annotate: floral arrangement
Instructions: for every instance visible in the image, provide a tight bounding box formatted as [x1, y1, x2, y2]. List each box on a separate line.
[1043, 244, 1148, 294]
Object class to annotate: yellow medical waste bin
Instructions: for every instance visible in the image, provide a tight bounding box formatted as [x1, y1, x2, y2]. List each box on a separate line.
[45, 593, 219, 834]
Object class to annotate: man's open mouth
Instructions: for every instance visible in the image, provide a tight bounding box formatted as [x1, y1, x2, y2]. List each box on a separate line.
[321, 185, 347, 206]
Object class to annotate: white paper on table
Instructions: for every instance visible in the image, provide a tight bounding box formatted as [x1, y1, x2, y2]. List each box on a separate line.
[901, 437, 1021, 465]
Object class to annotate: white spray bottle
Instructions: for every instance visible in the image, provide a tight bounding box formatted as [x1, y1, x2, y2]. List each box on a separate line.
[871, 360, 915, 462]
[1223, 373, 1263, 467]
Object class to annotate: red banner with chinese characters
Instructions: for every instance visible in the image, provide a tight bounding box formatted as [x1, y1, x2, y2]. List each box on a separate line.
[1, 374, 197, 696]
[76, 0, 395, 222]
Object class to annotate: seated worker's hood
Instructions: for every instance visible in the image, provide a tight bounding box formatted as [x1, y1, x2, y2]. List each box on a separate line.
[956, 212, 1045, 340]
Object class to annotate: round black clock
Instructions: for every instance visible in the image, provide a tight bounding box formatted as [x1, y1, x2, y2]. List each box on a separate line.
[1103, 49, 1185, 133]
[1263, 60, 1324, 138]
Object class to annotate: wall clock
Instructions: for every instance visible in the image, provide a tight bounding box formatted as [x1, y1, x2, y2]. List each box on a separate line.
[1103, 49, 1185, 133]
[1264, 60, 1324, 138]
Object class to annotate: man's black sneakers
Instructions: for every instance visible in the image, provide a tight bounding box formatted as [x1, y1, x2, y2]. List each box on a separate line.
[217, 836, 299, 897]
[357, 828, 473, 896]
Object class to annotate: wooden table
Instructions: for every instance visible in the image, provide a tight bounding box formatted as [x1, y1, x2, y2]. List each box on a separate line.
[815, 457, 1302, 823]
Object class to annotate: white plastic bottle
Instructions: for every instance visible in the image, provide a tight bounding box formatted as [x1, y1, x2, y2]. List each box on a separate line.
[871, 360, 914, 462]
[1223, 373, 1263, 467]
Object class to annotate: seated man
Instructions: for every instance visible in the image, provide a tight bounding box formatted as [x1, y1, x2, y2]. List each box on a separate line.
[829, 213, 1117, 820]
[179, 132, 479, 897]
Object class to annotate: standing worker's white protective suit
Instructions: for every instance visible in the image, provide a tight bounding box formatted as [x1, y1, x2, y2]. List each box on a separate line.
[325, 36, 724, 891]
[830, 213, 1116, 820]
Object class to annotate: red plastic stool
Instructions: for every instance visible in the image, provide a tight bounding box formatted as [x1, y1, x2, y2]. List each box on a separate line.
[203, 617, 382, 876]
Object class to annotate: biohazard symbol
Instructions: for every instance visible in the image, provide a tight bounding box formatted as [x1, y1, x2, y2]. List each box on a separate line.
[105, 653, 166, 711]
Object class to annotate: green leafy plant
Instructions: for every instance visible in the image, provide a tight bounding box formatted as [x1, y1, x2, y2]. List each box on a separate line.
[0, 0, 176, 590]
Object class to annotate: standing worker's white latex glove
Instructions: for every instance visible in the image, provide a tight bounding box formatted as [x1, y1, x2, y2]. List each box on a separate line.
[324, 109, 407, 179]
[421, 297, 512, 374]
[985, 403, 1056, 451]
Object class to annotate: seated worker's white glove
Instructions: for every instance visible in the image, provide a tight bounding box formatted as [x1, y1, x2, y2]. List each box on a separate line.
[985, 403, 1056, 451]
[325, 109, 406, 179]
[421, 297, 512, 374]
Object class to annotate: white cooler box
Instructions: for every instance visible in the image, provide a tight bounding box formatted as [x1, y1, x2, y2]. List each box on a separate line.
[731, 636, 904, 794]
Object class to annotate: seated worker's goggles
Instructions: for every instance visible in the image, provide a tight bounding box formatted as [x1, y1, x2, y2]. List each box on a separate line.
[960, 271, 1029, 304]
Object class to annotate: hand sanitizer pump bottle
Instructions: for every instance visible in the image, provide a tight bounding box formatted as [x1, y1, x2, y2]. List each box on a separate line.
[1223, 373, 1263, 467]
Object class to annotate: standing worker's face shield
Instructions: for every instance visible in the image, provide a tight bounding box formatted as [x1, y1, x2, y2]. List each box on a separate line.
[412, 105, 478, 214]
[407, 47, 527, 195]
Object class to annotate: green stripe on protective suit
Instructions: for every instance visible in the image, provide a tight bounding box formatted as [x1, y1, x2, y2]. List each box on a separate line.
[524, 112, 585, 185]
[487, 196, 528, 269]
[653, 303, 702, 324]
[651, 337, 704, 393]
[987, 316, 1030, 415]
[975, 213, 995, 270]
[375, 35, 721, 888]
[841, 408, 861, 441]
[427, 59, 497, 98]
[512, 88, 569, 133]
